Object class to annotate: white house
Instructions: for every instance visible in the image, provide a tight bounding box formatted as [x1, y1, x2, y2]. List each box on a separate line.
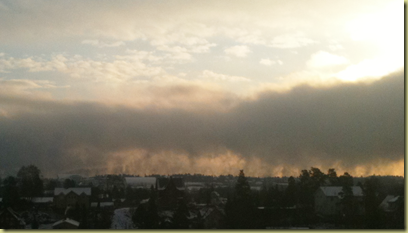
[314, 186, 364, 217]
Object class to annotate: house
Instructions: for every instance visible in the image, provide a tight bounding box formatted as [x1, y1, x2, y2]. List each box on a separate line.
[0, 207, 26, 229]
[157, 177, 185, 210]
[314, 186, 364, 217]
[52, 218, 80, 229]
[125, 177, 156, 189]
[54, 187, 91, 209]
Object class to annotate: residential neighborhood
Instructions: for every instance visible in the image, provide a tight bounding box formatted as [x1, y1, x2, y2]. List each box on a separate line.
[0, 165, 404, 229]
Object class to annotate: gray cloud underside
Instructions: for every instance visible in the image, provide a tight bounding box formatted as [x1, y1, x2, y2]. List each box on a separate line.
[0, 71, 403, 175]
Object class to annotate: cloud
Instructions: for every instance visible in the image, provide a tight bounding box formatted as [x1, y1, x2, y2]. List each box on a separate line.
[306, 51, 349, 69]
[201, 70, 251, 82]
[269, 32, 317, 49]
[82, 40, 125, 48]
[224, 45, 251, 58]
[0, 54, 165, 82]
[260, 58, 283, 66]
[0, 71, 403, 177]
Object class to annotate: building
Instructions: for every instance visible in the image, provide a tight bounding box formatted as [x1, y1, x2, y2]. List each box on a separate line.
[54, 187, 91, 209]
[0, 207, 26, 229]
[314, 186, 364, 217]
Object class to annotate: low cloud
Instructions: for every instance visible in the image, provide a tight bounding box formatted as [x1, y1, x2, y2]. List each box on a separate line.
[0, 71, 403, 177]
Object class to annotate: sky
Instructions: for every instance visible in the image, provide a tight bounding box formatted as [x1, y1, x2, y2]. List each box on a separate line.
[0, 0, 404, 178]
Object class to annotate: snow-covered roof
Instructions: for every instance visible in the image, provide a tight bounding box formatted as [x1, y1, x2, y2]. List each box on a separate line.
[90, 202, 114, 207]
[140, 198, 150, 204]
[388, 195, 400, 203]
[319, 186, 363, 197]
[185, 182, 205, 187]
[54, 187, 91, 196]
[125, 177, 156, 188]
[31, 197, 53, 203]
[52, 218, 80, 227]
[250, 186, 262, 191]
[379, 195, 401, 212]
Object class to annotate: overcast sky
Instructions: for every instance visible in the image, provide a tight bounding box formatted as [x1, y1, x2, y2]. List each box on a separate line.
[0, 0, 404, 178]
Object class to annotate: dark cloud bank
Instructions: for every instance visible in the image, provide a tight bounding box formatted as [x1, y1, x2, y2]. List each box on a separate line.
[0, 71, 404, 176]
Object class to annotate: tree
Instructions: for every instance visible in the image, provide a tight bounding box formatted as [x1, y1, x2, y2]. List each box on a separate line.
[172, 199, 189, 229]
[339, 172, 355, 228]
[310, 167, 327, 186]
[63, 179, 76, 189]
[132, 186, 159, 229]
[362, 176, 383, 228]
[45, 179, 58, 190]
[17, 165, 43, 198]
[283, 176, 297, 207]
[225, 170, 256, 229]
[145, 185, 160, 228]
[2, 176, 20, 208]
[327, 168, 339, 186]
[133, 204, 147, 228]
[235, 170, 251, 201]
[339, 172, 353, 187]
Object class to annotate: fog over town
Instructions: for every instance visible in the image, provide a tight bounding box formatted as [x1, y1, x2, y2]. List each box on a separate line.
[0, 0, 404, 229]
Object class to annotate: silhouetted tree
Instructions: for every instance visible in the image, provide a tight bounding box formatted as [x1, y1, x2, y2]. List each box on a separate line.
[133, 204, 147, 228]
[327, 168, 339, 186]
[145, 185, 160, 228]
[339, 172, 355, 228]
[310, 167, 327, 186]
[17, 165, 43, 197]
[63, 179, 76, 189]
[363, 176, 382, 228]
[283, 176, 297, 207]
[45, 179, 58, 190]
[2, 176, 20, 208]
[339, 172, 353, 187]
[172, 199, 189, 229]
[225, 170, 256, 229]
